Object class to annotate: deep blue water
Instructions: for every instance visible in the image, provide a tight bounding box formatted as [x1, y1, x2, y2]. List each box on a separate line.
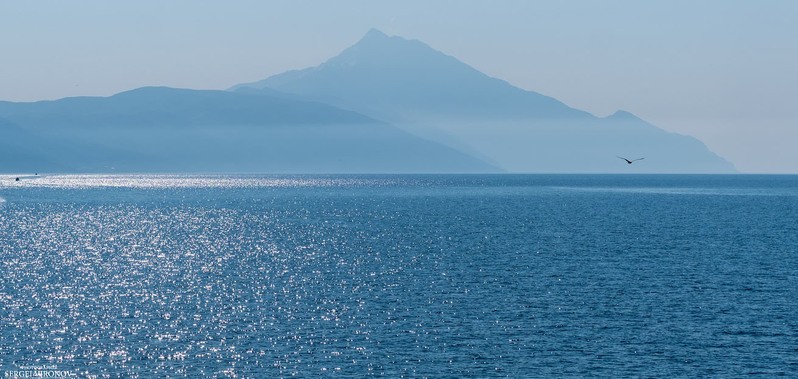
[1, 174, 796, 377]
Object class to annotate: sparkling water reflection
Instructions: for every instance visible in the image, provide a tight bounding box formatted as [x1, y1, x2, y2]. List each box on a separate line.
[1, 175, 796, 377]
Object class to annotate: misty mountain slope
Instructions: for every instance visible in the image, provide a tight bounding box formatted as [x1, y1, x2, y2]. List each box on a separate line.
[456, 111, 731, 173]
[0, 117, 67, 172]
[0, 87, 497, 173]
[234, 29, 735, 173]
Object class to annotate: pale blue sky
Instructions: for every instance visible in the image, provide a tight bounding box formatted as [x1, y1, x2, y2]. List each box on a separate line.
[1, 1, 796, 172]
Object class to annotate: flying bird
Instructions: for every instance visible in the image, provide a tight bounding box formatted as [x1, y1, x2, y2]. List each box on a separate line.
[617, 156, 645, 164]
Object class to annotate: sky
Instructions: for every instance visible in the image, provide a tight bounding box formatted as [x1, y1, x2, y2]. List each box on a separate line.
[1, 0, 796, 172]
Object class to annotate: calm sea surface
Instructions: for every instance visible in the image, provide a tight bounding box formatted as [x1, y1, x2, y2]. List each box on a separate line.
[1, 174, 796, 377]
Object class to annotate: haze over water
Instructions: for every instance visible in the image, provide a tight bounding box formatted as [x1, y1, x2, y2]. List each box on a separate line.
[1, 174, 796, 377]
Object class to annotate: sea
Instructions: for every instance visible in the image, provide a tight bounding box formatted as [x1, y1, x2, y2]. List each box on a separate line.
[0, 174, 796, 377]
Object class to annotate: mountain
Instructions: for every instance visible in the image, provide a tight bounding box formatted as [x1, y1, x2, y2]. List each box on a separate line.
[233, 29, 584, 120]
[0, 117, 68, 172]
[0, 87, 497, 173]
[233, 29, 735, 173]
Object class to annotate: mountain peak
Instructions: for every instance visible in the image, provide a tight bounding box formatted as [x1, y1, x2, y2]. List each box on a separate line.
[607, 110, 640, 120]
[243, 29, 582, 118]
[362, 28, 389, 41]
[348, 28, 418, 53]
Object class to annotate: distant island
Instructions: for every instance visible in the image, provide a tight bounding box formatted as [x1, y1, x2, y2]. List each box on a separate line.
[0, 29, 734, 173]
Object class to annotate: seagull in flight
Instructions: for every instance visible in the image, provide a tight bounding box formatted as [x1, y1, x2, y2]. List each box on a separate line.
[617, 156, 645, 164]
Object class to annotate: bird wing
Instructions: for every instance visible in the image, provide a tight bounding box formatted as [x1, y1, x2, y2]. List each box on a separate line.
[616, 156, 629, 162]
[632, 158, 645, 162]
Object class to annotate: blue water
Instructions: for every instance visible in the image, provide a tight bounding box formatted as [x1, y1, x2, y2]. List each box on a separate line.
[1, 174, 796, 377]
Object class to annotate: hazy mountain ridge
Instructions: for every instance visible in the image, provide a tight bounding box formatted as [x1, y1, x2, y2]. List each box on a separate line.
[234, 29, 735, 173]
[0, 87, 376, 128]
[0, 87, 497, 173]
